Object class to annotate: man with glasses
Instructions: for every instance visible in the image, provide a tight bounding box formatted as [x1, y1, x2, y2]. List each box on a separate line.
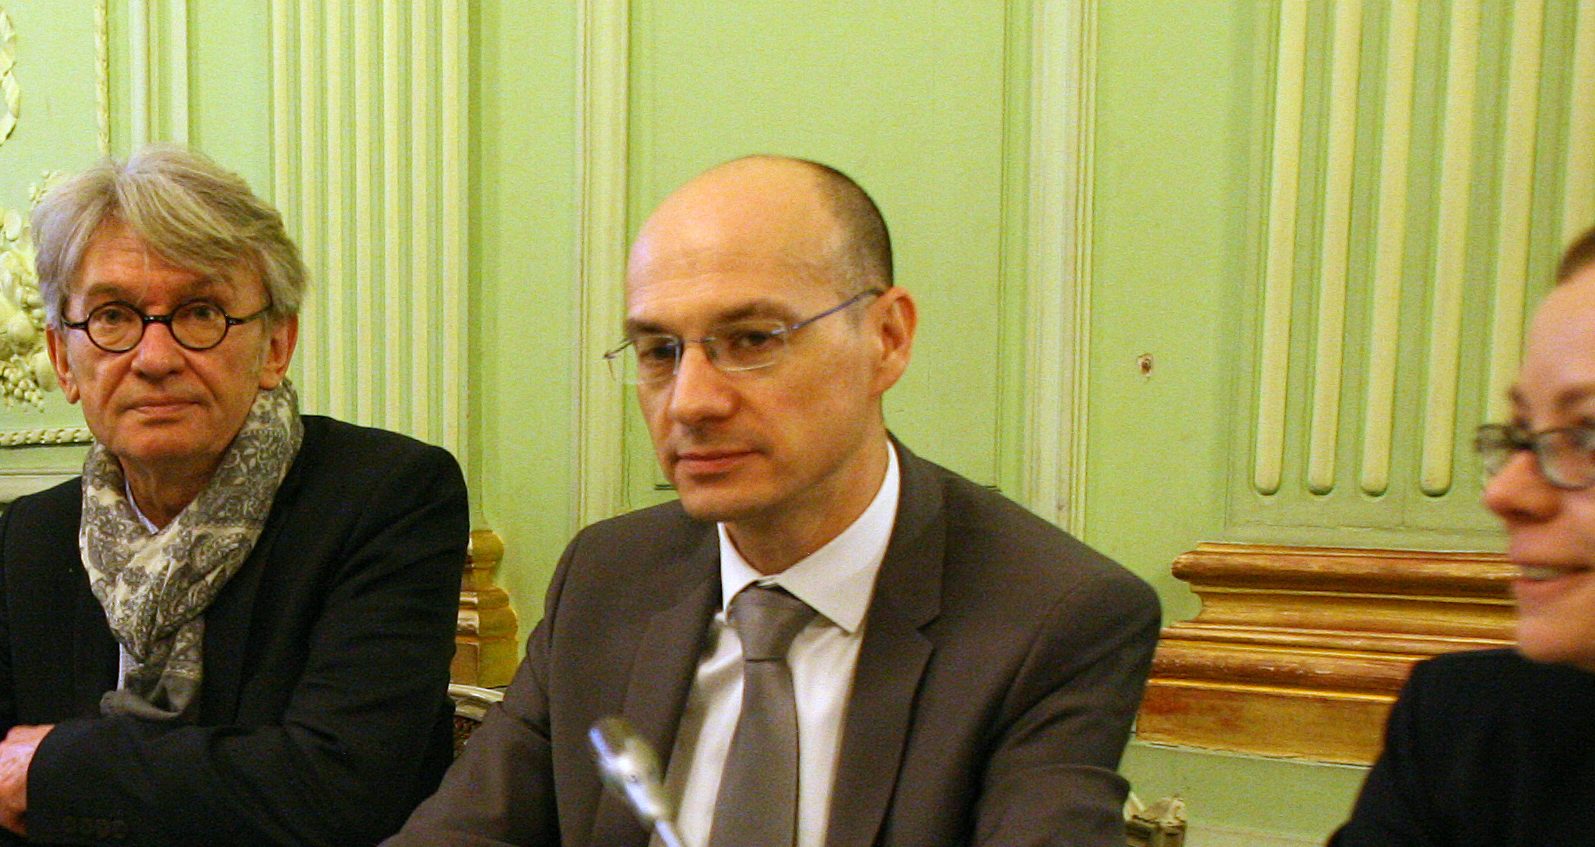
[0, 145, 467, 845]
[390, 156, 1159, 847]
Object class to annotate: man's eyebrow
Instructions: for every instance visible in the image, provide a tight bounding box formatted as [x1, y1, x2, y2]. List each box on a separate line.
[74, 281, 132, 302]
[622, 317, 669, 337]
[1554, 384, 1595, 413]
[713, 300, 797, 324]
[77, 276, 225, 302]
[623, 298, 800, 337]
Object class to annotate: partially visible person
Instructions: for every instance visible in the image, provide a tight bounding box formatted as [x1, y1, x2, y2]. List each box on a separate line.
[1330, 225, 1595, 845]
[0, 144, 467, 845]
[387, 156, 1159, 847]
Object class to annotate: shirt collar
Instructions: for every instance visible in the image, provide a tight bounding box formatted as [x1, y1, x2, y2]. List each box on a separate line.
[718, 441, 900, 635]
[123, 478, 161, 535]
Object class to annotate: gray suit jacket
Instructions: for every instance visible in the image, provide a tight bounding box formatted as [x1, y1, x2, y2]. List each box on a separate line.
[389, 443, 1159, 847]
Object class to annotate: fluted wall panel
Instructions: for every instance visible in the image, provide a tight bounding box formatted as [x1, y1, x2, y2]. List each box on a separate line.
[1415, 0, 1477, 497]
[1567, 2, 1595, 243]
[270, 0, 467, 456]
[1252, 0, 1309, 497]
[1305, 0, 1362, 496]
[1356, 0, 1417, 497]
[1239, 1, 1590, 535]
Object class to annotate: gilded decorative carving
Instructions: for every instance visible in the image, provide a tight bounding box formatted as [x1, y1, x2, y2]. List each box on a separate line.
[0, 180, 59, 409]
[0, 426, 90, 446]
[1137, 543, 1514, 765]
[452, 530, 519, 687]
[0, 3, 108, 449]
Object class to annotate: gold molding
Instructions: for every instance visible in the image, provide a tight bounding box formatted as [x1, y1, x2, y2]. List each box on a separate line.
[1137, 542, 1514, 764]
[0, 427, 91, 446]
[452, 529, 519, 687]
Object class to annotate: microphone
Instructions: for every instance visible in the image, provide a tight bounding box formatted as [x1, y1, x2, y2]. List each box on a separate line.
[588, 716, 685, 847]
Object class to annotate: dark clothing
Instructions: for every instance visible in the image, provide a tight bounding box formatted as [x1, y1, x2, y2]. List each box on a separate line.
[1331, 648, 1595, 847]
[0, 416, 468, 846]
[389, 442, 1161, 847]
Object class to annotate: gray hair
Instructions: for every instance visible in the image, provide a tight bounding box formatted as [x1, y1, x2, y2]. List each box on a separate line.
[32, 143, 306, 328]
[799, 159, 893, 296]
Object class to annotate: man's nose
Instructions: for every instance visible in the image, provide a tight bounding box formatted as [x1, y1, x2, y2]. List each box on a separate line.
[128, 321, 187, 376]
[666, 343, 736, 423]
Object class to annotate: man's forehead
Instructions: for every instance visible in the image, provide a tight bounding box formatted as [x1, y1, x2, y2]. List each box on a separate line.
[631, 164, 842, 268]
[74, 274, 236, 301]
[628, 257, 852, 334]
[75, 228, 260, 302]
[629, 243, 833, 283]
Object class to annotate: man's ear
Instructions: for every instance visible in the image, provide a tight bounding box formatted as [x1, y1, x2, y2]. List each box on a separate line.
[257, 315, 298, 390]
[869, 287, 916, 395]
[44, 328, 80, 404]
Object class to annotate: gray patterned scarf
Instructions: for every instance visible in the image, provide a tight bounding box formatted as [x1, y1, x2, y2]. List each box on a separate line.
[79, 381, 303, 721]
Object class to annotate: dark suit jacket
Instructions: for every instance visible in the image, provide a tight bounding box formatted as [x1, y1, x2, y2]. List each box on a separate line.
[1330, 648, 1595, 847]
[0, 416, 468, 847]
[390, 443, 1160, 847]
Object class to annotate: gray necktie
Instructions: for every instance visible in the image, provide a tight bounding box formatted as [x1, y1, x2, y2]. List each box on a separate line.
[708, 584, 817, 847]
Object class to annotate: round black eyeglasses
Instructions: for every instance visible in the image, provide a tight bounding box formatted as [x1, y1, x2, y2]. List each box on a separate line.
[62, 300, 272, 353]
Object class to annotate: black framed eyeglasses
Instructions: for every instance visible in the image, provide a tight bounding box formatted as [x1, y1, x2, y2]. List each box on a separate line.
[1475, 423, 1595, 490]
[62, 300, 272, 353]
[603, 288, 884, 385]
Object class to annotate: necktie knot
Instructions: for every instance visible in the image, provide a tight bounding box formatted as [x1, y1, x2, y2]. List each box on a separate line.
[728, 584, 816, 662]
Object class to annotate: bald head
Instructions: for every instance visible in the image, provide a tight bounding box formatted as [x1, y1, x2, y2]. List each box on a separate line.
[629, 156, 891, 297]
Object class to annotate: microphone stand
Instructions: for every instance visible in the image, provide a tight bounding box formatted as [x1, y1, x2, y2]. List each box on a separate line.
[589, 716, 686, 847]
[653, 820, 686, 847]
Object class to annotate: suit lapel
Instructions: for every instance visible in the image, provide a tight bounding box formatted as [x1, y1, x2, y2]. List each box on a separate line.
[197, 537, 269, 724]
[70, 563, 117, 715]
[826, 444, 944, 847]
[588, 529, 720, 847]
[198, 428, 311, 725]
[39, 491, 118, 716]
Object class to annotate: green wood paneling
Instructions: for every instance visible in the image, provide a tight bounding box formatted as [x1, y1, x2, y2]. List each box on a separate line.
[620, 0, 1030, 509]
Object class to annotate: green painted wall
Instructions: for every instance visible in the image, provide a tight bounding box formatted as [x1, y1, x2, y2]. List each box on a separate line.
[470, 0, 582, 629]
[1089, 2, 1590, 842]
[1087, 5, 1344, 837]
[619, 1, 1031, 508]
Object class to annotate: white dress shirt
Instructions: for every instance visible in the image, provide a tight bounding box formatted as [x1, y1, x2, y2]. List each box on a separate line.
[655, 442, 901, 847]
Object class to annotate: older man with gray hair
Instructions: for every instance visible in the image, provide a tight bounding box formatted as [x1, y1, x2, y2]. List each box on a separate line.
[0, 144, 467, 846]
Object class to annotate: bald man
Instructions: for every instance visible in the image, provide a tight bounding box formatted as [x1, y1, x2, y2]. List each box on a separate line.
[386, 157, 1159, 847]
